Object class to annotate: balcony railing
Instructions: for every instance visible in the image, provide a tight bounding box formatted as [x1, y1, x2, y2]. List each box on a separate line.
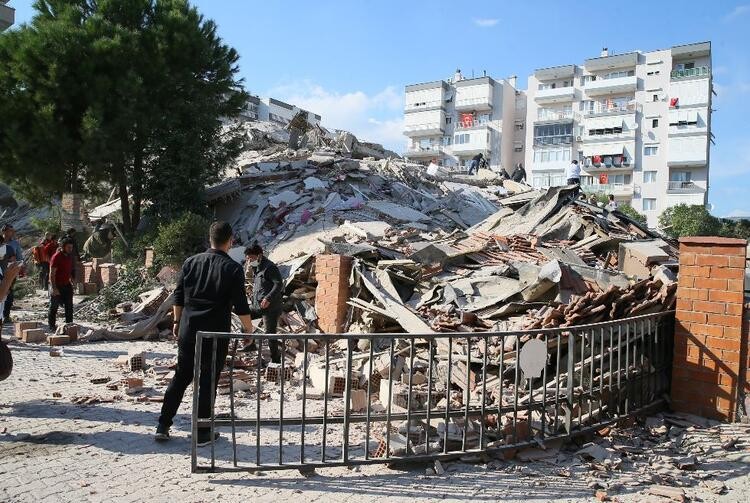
[406, 145, 444, 156]
[405, 100, 443, 111]
[454, 119, 492, 130]
[455, 97, 493, 109]
[403, 123, 444, 134]
[667, 181, 704, 192]
[582, 183, 634, 195]
[536, 110, 580, 121]
[670, 66, 710, 80]
[583, 102, 641, 116]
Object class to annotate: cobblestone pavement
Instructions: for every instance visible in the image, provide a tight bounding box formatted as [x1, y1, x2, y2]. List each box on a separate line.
[2, 318, 750, 502]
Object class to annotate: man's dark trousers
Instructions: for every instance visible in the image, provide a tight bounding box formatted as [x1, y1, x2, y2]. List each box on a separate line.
[158, 332, 229, 435]
[250, 307, 282, 363]
[48, 284, 73, 329]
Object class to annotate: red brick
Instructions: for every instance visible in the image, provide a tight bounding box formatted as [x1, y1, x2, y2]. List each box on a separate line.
[680, 252, 697, 265]
[676, 298, 694, 311]
[711, 267, 745, 280]
[677, 275, 695, 288]
[708, 290, 744, 304]
[681, 265, 711, 278]
[725, 303, 743, 316]
[696, 254, 730, 267]
[706, 337, 741, 352]
[729, 255, 748, 268]
[679, 288, 709, 300]
[707, 313, 742, 327]
[676, 310, 706, 324]
[695, 277, 729, 290]
[689, 323, 724, 338]
[723, 326, 742, 339]
[728, 279, 745, 292]
[711, 245, 748, 256]
[693, 301, 726, 314]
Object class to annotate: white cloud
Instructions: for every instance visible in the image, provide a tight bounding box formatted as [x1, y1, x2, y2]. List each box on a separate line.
[266, 80, 405, 152]
[473, 18, 499, 27]
[726, 209, 750, 218]
[724, 4, 750, 21]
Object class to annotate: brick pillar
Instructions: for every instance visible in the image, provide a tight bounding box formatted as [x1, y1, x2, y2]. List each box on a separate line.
[672, 236, 748, 421]
[315, 254, 353, 334]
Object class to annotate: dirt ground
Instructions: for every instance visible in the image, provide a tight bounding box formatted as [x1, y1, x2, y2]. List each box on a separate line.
[2, 292, 750, 503]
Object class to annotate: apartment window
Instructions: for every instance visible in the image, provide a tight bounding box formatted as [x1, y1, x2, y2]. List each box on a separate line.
[652, 119, 659, 128]
[442, 136, 452, 146]
[418, 138, 433, 149]
[533, 149, 570, 163]
[454, 133, 470, 145]
[608, 174, 632, 185]
[602, 70, 635, 80]
[643, 171, 657, 183]
[588, 127, 623, 136]
[478, 113, 490, 124]
[533, 123, 573, 146]
[644, 146, 659, 156]
[515, 122, 524, 130]
[581, 75, 596, 86]
[642, 198, 657, 211]
[670, 171, 691, 182]
[579, 100, 594, 114]
[652, 94, 659, 102]
[647, 70, 660, 76]
[445, 117, 452, 125]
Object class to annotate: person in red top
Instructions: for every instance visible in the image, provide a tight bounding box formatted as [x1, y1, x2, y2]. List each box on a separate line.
[36, 232, 57, 292]
[48, 238, 75, 331]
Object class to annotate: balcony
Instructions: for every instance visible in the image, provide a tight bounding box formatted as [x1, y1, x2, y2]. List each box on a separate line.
[454, 119, 492, 131]
[0, 2, 13, 31]
[454, 78, 494, 111]
[583, 102, 641, 117]
[451, 133, 490, 155]
[585, 75, 637, 96]
[403, 123, 444, 136]
[667, 135, 708, 167]
[404, 99, 444, 112]
[406, 145, 444, 158]
[582, 130, 636, 143]
[582, 183, 634, 197]
[534, 86, 576, 104]
[670, 66, 710, 80]
[533, 135, 573, 147]
[666, 181, 705, 193]
[536, 109, 580, 122]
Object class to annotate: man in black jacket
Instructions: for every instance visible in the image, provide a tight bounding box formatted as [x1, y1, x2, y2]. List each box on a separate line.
[243, 242, 283, 364]
[155, 221, 254, 446]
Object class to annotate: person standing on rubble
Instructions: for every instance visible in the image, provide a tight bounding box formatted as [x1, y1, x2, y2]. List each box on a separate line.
[48, 238, 75, 331]
[241, 242, 283, 364]
[468, 153, 484, 175]
[511, 163, 527, 183]
[606, 194, 618, 211]
[155, 221, 254, 446]
[566, 159, 581, 187]
[34, 232, 55, 291]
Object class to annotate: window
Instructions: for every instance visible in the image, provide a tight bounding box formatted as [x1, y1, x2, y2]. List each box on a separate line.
[644, 146, 659, 156]
[581, 75, 597, 86]
[515, 122, 524, 130]
[533, 149, 571, 163]
[533, 123, 573, 146]
[602, 70, 635, 80]
[670, 171, 691, 182]
[445, 117, 452, 125]
[652, 119, 659, 128]
[644, 171, 657, 183]
[454, 133, 470, 145]
[653, 94, 659, 102]
[442, 136, 452, 146]
[643, 198, 657, 211]
[647, 70, 660, 76]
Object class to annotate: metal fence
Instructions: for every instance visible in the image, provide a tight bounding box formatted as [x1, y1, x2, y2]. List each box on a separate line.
[190, 311, 674, 473]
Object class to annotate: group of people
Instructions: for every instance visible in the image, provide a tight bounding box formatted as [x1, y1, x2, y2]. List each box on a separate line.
[155, 222, 284, 447]
[466, 153, 528, 184]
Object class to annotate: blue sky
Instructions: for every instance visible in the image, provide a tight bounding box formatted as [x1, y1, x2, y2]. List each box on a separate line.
[9, 0, 750, 217]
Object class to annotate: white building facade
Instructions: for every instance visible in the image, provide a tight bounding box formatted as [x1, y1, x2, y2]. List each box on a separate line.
[403, 71, 526, 173]
[241, 95, 321, 126]
[1, 0, 15, 31]
[525, 42, 713, 227]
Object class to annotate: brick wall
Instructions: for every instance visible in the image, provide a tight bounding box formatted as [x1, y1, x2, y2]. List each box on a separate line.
[315, 255, 353, 334]
[672, 236, 748, 421]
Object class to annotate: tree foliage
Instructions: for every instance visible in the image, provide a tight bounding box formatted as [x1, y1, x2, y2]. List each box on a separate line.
[657, 204, 750, 239]
[0, 0, 248, 232]
[616, 203, 647, 224]
[152, 212, 210, 267]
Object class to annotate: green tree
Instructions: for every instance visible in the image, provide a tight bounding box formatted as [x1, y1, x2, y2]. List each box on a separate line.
[658, 204, 722, 238]
[0, 0, 248, 232]
[616, 203, 647, 224]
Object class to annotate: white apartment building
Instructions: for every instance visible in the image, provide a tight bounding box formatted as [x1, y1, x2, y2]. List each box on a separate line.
[403, 71, 526, 173]
[1, 0, 15, 31]
[525, 42, 713, 227]
[241, 95, 322, 126]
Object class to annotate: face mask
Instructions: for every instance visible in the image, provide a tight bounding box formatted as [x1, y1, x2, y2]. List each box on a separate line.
[248, 259, 259, 267]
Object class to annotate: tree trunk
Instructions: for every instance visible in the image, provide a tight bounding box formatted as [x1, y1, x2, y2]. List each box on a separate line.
[131, 151, 143, 232]
[118, 166, 132, 235]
